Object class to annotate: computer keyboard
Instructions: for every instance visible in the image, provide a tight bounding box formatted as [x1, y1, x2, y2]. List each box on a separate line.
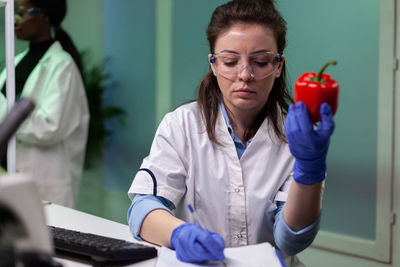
[48, 225, 157, 264]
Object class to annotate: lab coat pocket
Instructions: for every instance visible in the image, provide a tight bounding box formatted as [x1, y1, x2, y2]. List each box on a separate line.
[268, 199, 277, 211]
[265, 199, 278, 223]
[194, 190, 202, 211]
[256, 199, 278, 243]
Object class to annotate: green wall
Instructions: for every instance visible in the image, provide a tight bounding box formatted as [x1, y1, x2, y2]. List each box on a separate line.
[102, 0, 156, 191]
[171, 0, 226, 107]
[63, 0, 104, 66]
[277, 0, 379, 240]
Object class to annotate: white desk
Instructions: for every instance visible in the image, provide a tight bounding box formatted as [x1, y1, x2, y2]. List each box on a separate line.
[44, 203, 158, 267]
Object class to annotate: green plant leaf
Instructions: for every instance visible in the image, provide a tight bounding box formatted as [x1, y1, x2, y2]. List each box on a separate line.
[80, 50, 126, 168]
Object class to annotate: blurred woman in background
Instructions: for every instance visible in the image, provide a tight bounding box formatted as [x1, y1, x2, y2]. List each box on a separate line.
[0, 0, 89, 208]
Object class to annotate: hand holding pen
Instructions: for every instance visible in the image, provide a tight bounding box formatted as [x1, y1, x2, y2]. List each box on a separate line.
[169, 204, 226, 264]
[188, 205, 228, 266]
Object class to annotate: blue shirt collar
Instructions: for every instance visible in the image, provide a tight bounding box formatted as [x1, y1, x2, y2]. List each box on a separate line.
[220, 101, 252, 159]
[220, 101, 234, 136]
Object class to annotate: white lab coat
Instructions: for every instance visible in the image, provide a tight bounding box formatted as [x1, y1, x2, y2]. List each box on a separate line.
[0, 41, 89, 208]
[128, 102, 304, 266]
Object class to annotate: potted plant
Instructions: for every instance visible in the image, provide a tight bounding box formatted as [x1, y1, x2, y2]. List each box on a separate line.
[81, 51, 125, 168]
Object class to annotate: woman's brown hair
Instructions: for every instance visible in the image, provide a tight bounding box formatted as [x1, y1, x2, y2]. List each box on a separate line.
[197, 0, 293, 143]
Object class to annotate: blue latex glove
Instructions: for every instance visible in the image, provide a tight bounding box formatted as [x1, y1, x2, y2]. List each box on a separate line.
[170, 223, 225, 263]
[285, 102, 335, 185]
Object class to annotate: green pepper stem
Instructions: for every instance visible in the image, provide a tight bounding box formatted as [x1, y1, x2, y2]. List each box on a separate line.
[316, 60, 337, 82]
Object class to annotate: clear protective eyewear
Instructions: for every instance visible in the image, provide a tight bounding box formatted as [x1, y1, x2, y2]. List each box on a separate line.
[14, 6, 42, 24]
[210, 51, 283, 81]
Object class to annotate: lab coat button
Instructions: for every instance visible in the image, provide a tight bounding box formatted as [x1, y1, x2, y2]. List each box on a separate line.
[234, 233, 242, 239]
[234, 188, 240, 193]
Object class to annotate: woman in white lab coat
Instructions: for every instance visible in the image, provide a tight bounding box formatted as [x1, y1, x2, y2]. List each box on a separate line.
[0, 0, 89, 208]
[127, 0, 334, 266]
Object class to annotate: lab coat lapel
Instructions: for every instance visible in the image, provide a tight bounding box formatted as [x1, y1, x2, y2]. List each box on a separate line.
[215, 105, 241, 164]
[20, 42, 61, 98]
[0, 49, 29, 91]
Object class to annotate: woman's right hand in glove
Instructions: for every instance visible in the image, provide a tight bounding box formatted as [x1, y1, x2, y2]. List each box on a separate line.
[170, 223, 225, 263]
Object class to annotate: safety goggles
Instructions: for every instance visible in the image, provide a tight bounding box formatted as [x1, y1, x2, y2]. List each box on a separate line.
[210, 51, 283, 81]
[14, 6, 42, 23]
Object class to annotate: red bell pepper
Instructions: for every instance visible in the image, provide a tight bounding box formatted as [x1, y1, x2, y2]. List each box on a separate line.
[294, 61, 339, 123]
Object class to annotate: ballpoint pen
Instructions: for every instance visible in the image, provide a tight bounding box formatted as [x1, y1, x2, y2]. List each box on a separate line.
[275, 248, 287, 267]
[188, 204, 227, 267]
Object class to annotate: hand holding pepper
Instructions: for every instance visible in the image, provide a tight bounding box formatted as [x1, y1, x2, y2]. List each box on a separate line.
[285, 102, 335, 185]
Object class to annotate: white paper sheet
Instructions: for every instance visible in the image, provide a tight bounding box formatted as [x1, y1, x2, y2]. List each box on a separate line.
[155, 242, 283, 267]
